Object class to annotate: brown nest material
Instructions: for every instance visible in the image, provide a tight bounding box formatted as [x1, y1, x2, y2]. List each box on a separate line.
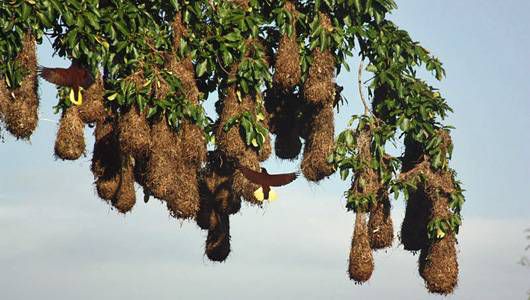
[401, 189, 431, 251]
[145, 116, 181, 200]
[92, 117, 122, 201]
[303, 14, 335, 106]
[91, 116, 120, 177]
[205, 210, 231, 262]
[275, 130, 302, 160]
[418, 167, 458, 294]
[165, 165, 200, 219]
[400, 160, 455, 252]
[78, 75, 105, 124]
[419, 233, 458, 295]
[272, 1, 301, 92]
[368, 193, 394, 250]
[348, 128, 380, 200]
[302, 48, 336, 105]
[118, 105, 151, 159]
[167, 53, 207, 167]
[400, 136, 429, 251]
[196, 187, 214, 230]
[265, 89, 302, 160]
[0, 78, 8, 122]
[112, 157, 136, 213]
[96, 172, 121, 201]
[230, 0, 249, 10]
[202, 151, 240, 215]
[171, 13, 188, 51]
[215, 83, 266, 204]
[301, 104, 335, 181]
[348, 213, 374, 283]
[54, 106, 86, 160]
[4, 33, 39, 139]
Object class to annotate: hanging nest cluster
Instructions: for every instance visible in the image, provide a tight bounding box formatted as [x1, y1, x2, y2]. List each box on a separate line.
[399, 130, 459, 294]
[2, 33, 39, 140]
[347, 127, 394, 283]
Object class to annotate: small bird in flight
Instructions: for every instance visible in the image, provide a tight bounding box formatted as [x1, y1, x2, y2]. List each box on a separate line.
[39, 60, 94, 105]
[237, 165, 298, 201]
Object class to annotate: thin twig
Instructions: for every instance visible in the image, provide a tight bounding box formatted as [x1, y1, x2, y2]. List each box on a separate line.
[358, 61, 371, 115]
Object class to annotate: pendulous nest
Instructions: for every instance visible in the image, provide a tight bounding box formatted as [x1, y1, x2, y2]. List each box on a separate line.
[301, 104, 335, 181]
[216, 79, 268, 204]
[165, 165, 200, 219]
[419, 233, 459, 295]
[92, 116, 121, 201]
[272, 1, 301, 93]
[4, 33, 39, 139]
[400, 136, 429, 251]
[118, 105, 151, 159]
[368, 193, 394, 250]
[112, 157, 136, 213]
[54, 106, 86, 160]
[303, 13, 336, 106]
[348, 213, 374, 283]
[265, 89, 303, 160]
[145, 116, 181, 201]
[205, 210, 231, 262]
[78, 75, 105, 124]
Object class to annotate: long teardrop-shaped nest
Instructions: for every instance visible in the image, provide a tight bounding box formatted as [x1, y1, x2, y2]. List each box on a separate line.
[301, 104, 335, 181]
[4, 33, 39, 139]
[348, 213, 374, 283]
[54, 106, 86, 160]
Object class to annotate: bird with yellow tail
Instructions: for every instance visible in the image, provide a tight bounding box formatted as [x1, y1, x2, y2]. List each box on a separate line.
[237, 165, 299, 202]
[38, 60, 94, 105]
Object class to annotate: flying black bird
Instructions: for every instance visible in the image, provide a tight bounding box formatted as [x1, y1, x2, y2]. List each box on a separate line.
[39, 61, 94, 105]
[237, 165, 298, 201]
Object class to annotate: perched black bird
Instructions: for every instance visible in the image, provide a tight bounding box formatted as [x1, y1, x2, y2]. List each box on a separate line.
[237, 165, 298, 201]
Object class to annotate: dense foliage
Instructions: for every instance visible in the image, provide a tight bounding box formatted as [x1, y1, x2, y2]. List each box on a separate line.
[0, 0, 465, 294]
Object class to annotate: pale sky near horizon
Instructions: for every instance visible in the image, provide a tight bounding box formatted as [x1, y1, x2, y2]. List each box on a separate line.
[1, 1, 529, 299]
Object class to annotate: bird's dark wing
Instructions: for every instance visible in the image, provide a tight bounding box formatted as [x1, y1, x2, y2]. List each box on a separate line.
[238, 165, 298, 187]
[39, 65, 94, 89]
[39, 67, 74, 87]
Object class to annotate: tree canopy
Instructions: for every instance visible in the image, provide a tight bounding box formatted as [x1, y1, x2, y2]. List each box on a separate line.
[0, 0, 465, 295]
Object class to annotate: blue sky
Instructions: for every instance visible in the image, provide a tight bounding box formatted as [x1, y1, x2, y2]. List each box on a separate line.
[0, 1, 529, 299]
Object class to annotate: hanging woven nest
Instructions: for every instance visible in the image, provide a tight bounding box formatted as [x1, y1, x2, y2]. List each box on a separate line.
[303, 13, 336, 106]
[78, 75, 105, 124]
[111, 157, 136, 214]
[348, 212, 374, 283]
[145, 116, 181, 201]
[272, 1, 301, 93]
[368, 193, 394, 250]
[4, 33, 39, 139]
[92, 116, 121, 201]
[205, 210, 231, 262]
[419, 185, 458, 294]
[301, 104, 335, 181]
[118, 105, 151, 159]
[54, 106, 86, 160]
[265, 89, 303, 160]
